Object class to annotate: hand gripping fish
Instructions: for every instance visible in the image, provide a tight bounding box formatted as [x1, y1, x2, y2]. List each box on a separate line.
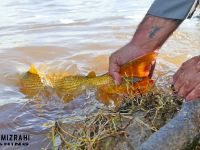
[19, 52, 157, 104]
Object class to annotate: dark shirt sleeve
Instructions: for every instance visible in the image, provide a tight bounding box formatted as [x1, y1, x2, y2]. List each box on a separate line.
[148, 0, 199, 20]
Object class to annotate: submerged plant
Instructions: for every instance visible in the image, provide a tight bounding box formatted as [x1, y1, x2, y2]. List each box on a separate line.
[50, 83, 184, 150]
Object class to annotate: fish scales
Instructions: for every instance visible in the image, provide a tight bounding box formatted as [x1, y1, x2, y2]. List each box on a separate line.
[20, 72, 45, 96]
[19, 52, 157, 103]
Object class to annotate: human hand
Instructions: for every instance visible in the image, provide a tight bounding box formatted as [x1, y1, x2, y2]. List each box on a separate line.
[109, 42, 155, 85]
[173, 56, 200, 101]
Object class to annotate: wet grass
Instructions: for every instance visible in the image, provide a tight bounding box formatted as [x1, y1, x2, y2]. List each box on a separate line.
[50, 83, 185, 150]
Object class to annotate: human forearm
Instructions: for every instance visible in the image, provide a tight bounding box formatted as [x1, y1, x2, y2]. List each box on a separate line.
[109, 15, 183, 84]
[130, 14, 182, 54]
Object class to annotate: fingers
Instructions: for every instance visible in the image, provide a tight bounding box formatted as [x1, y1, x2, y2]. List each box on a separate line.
[174, 72, 198, 98]
[173, 70, 180, 84]
[178, 79, 198, 98]
[173, 65, 184, 84]
[173, 59, 193, 84]
[173, 73, 184, 92]
[173, 56, 200, 101]
[109, 54, 122, 85]
[186, 83, 200, 101]
[112, 72, 122, 85]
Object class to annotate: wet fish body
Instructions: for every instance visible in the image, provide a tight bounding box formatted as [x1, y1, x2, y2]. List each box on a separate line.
[20, 52, 157, 103]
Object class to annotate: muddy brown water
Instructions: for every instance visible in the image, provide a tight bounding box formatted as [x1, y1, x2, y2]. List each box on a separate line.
[0, 0, 199, 149]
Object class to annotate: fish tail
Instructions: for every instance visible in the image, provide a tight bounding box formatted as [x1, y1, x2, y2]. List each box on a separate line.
[28, 64, 40, 75]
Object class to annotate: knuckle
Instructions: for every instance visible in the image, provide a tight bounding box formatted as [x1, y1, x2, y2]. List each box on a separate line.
[192, 56, 200, 61]
[181, 61, 187, 68]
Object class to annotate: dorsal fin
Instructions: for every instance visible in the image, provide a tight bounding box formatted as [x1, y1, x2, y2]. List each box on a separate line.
[87, 71, 96, 78]
[119, 52, 157, 77]
[28, 64, 39, 75]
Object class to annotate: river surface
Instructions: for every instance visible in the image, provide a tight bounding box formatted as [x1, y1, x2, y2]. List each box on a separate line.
[0, 0, 199, 149]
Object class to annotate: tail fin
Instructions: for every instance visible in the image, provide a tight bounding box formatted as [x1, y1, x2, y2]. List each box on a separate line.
[119, 52, 157, 77]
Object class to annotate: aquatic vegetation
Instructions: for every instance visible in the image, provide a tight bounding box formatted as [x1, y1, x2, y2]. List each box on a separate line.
[19, 52, 157, 104]
[50, 85, 184, 150]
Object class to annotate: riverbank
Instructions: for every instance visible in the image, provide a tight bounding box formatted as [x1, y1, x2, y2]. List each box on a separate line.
[51, 83, 185, 149]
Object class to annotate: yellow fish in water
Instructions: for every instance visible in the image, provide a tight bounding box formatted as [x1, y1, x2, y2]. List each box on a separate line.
[19, 52, 157, 104]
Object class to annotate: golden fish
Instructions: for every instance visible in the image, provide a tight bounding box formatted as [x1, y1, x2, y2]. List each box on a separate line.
[19, 52, 157, 104]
